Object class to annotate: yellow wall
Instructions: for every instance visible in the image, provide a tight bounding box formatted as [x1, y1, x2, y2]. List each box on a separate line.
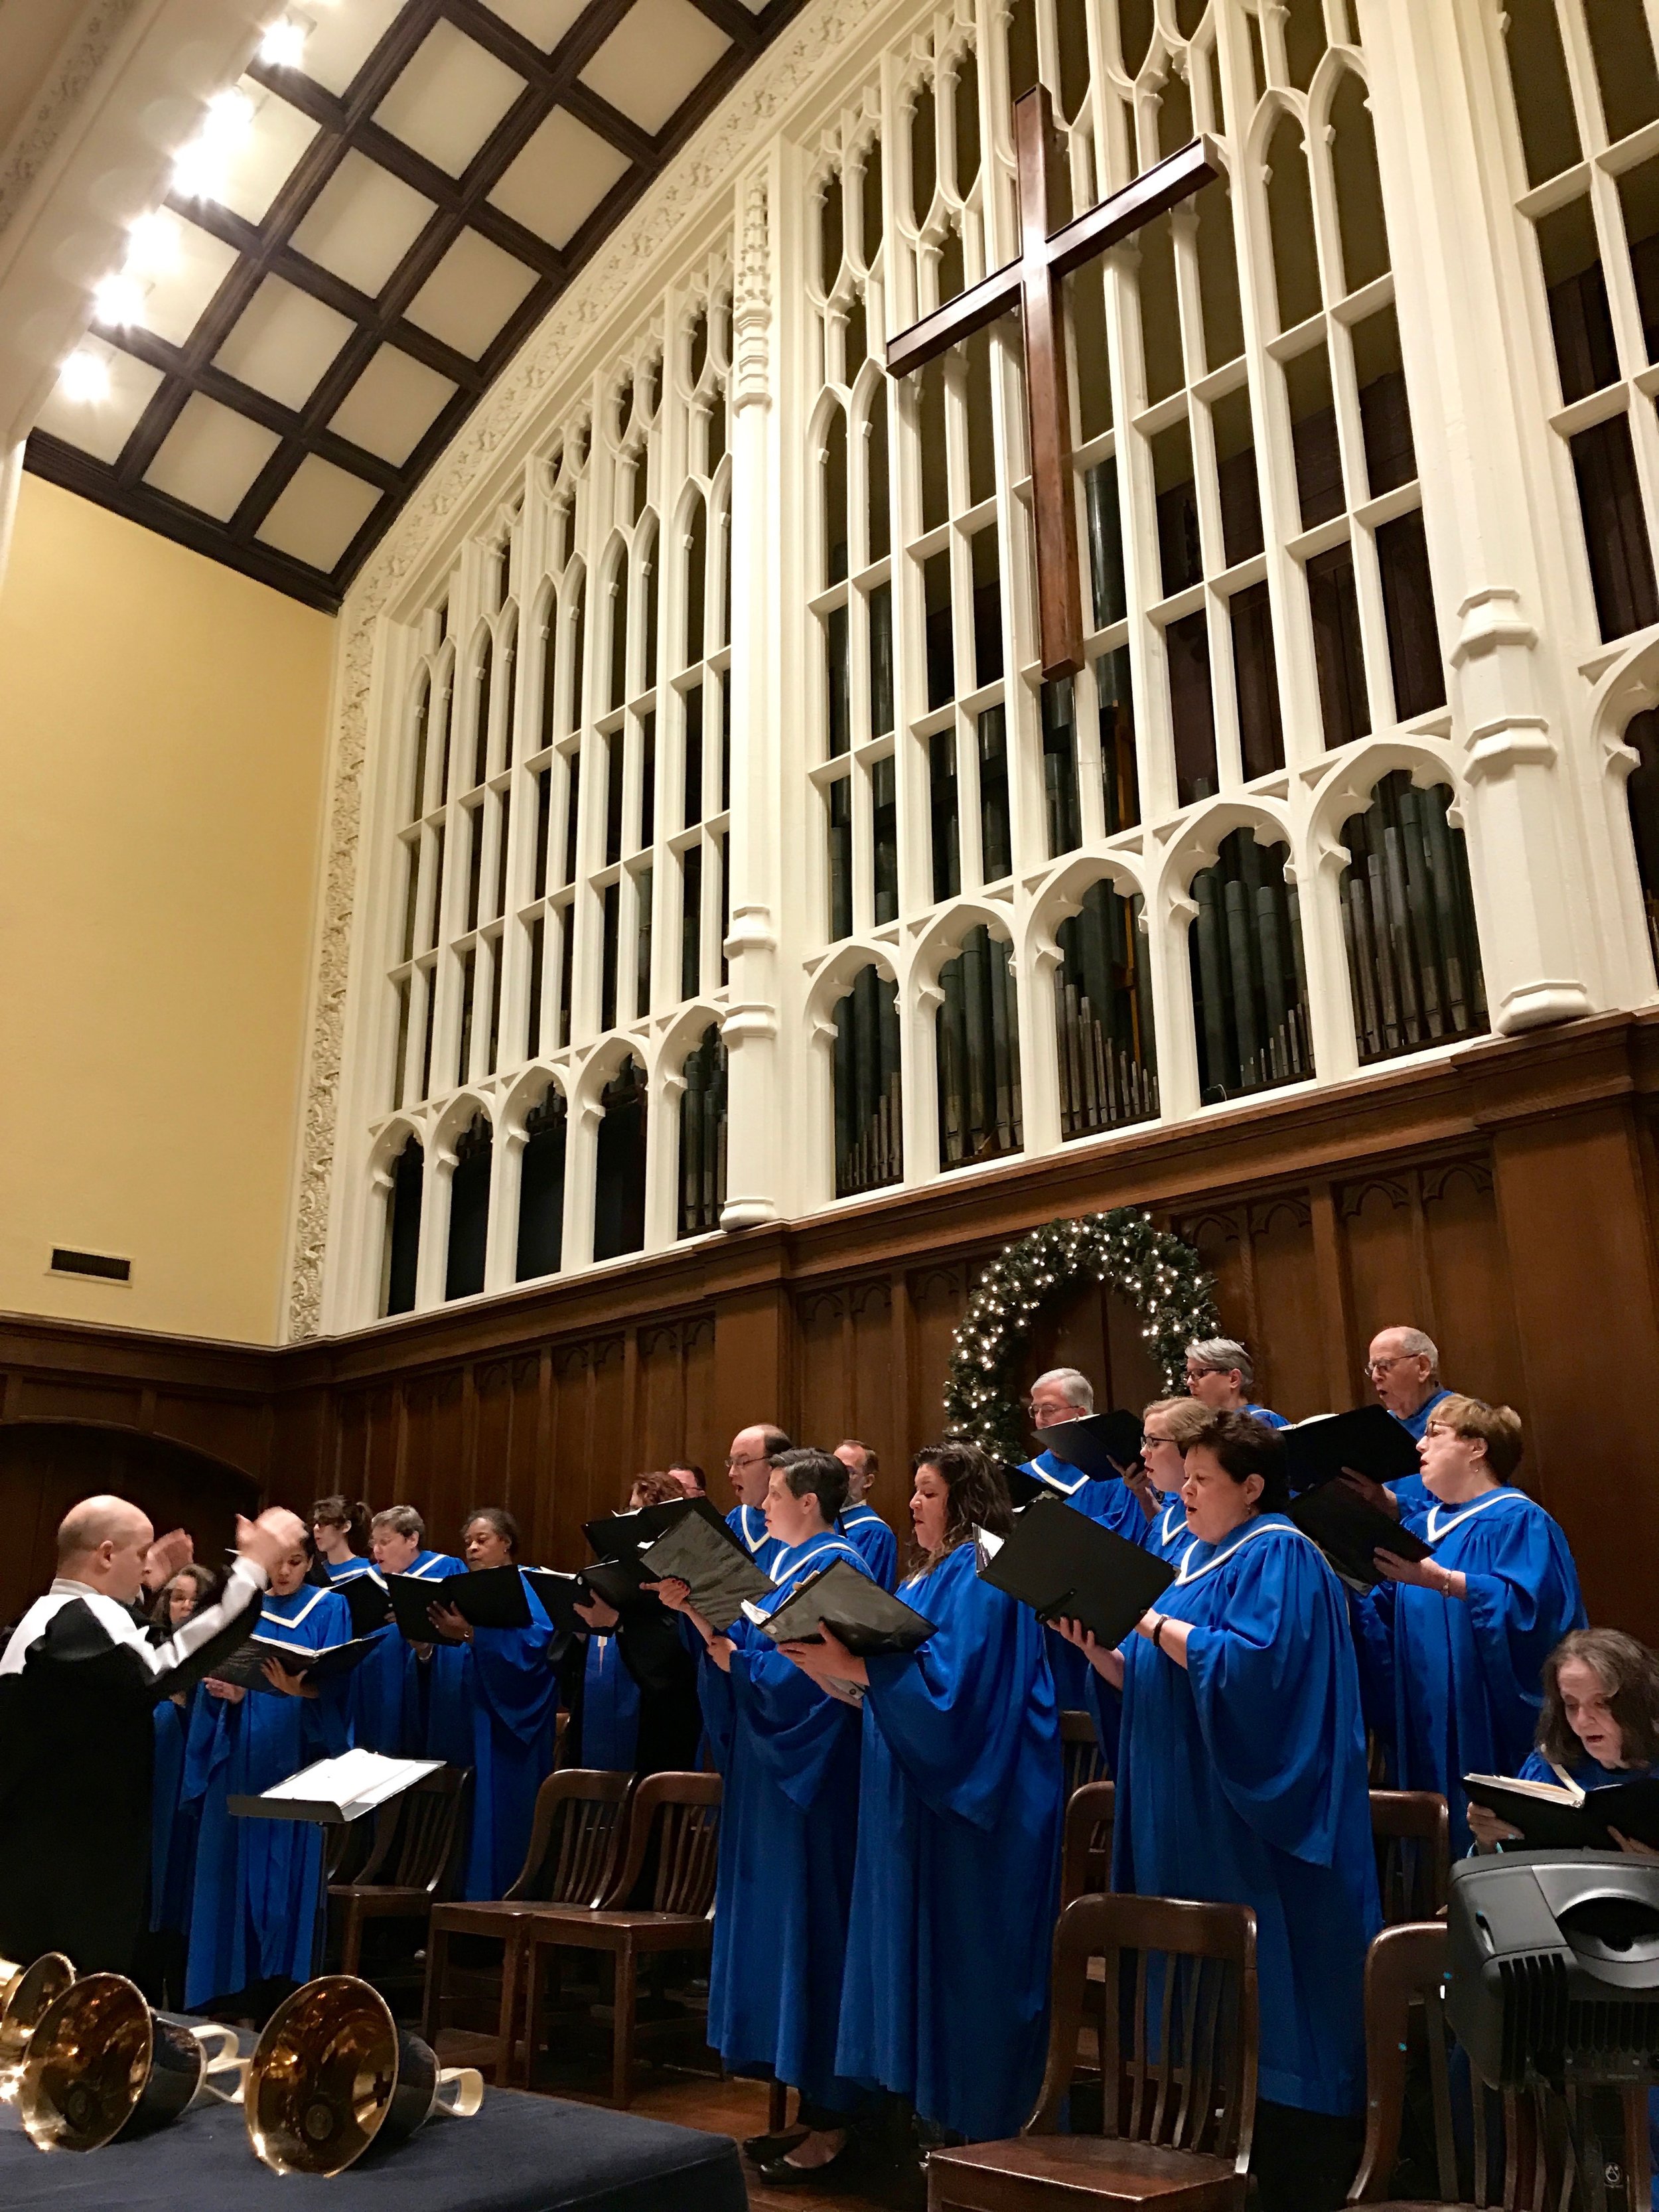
[0, 475, 334, 1343]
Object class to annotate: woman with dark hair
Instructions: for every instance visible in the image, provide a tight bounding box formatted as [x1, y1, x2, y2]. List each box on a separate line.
[141, 1565, 221, 2004]
[1060, 1412, 1380, 2212]
[1358, 1396, 1585, 1853]
[1469, 1627, 1659, 1853]
[423, 1507, 559, 1900]
[780, 1441, 1062, 2153]
[652, 1447, 873, 2184]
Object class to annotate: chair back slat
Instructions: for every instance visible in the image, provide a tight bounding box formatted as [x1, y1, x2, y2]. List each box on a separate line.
[341, 1768, 469, 1899]
[1060, 1710, 1106, 1799]
[1060, 1781, 1116, 1909]
[1369, 1789, 1451, 1923]
[506, 1770, 633, 1906]
[600, 1771, 722, 1913]
[1028, 1893, 1257, 2178]
[1349, 1920, 1652, 2210]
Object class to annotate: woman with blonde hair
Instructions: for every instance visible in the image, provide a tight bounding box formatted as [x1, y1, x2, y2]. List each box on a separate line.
[1135, 1396, 1212, 1562]
[1360, 1395, 1585, 1853]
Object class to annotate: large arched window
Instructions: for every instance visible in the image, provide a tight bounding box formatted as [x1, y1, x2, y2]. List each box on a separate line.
[678, 1024, 727, 1238]
[1188, 828, 1313, 1103]
[1055, 879, 1158, 1136]
[1623, 709, 1659, 978]
[516, 1085, 567, 1282]
[1338, 771, 1487, 1064]
[833, 965, 902, 1197]
[382, 1134, 423, 1317]
[594, 1057, 647, 1262]
[445, 1112, 491, 1300]
[936, 926, 1022, 1169]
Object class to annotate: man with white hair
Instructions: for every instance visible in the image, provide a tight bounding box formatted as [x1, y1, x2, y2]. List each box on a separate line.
[0, 1492, 307, 1975]
[1368, 1325, 1453, 1516]
[1183, 1338, 1288, 1428]
[1022, 1368, 1145, 1536]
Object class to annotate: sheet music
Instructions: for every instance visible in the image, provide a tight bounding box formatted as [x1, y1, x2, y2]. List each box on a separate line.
[261, 1750, 442, 1816]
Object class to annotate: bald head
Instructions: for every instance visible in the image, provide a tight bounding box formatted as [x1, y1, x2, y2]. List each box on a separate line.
[726, 1423, 790, 1509]
[57, 1495, 154, 1603]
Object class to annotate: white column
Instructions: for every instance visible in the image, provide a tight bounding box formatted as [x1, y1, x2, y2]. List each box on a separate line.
[720, 156, 786, 1228]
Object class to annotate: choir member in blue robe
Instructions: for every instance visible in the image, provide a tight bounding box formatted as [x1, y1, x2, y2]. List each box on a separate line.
[142, 1565, 219, 2004]
[574, 1627, 640, 1769]
[181, 1541, 354, 2010]
[424, 1508, 559, 1901]
[569, 1473, 701, 1773]
[653, 1449, 873, 2185]
[1061, 1412, 1381, 2212]
[784, 1441, 1063, 2148]
[1185, 1336, 1288, 1426]
[833, 1441, 899, 1590]
[1133, 1398, 1210, 1564]
[1024, 1369, 1144, 1712]
[723, 1423, 790, 1576]
[369, 1507, 467, 1765]
[307, 1496, 402, 1753]
[1366, 1327, 1455, 1518]
[1358, 1396, 1585, 1854]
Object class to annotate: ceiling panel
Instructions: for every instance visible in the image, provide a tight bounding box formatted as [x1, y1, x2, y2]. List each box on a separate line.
[26, 0, 807, 611]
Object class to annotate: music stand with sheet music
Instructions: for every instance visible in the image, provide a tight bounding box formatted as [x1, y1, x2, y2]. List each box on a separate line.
[230, 1751, 447, 1976]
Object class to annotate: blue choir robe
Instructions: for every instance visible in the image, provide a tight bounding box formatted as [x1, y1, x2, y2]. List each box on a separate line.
[449, 1580, 561, 1901]
[1021, 1457, 1147, 1714]
[326, 1559, 408, 1755]
[581, 1633, 641, 1771]
[700, 1529, 871, 2111]
[837, 1541, 1064, 2142]
[406, 1551, 471, 1769]
[1115, 1515, 1381, 2116]
[1138, 1489, 1194, 1566]
[1385, 1389, 1453, 1518]
[1245, 1403, 1289, 1430]
[726, 1502, 784, 1579]
[839, 1505, 899, 1591]
[180, 1585, 353, 2007]
[149, 1688, 201, 1937]
[1354, 1486, 1585, 1854]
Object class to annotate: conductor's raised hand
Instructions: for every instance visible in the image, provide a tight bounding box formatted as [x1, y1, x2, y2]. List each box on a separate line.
[236, 1507, 310, 1580]
[144, 1528, 194, 1589]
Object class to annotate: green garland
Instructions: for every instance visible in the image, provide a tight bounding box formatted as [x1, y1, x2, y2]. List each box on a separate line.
[943, 1209, 1219, 1463]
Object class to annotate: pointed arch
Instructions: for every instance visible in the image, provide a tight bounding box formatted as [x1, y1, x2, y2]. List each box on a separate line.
[1255, 98, 1323, 332]
[1319, 59, 1389, 299]
[634, 509, 660, 690]
[561, 559, 589, 735]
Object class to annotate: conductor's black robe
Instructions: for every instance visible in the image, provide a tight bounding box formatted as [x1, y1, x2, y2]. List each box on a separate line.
[0, 1560, 267, 1974]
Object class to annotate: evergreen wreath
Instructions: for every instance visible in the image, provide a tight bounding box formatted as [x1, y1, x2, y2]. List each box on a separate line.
[943, 1209, 1219, 1463]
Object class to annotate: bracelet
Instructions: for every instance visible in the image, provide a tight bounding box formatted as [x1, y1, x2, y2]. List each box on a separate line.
[1151, 1614, 1167, 1653]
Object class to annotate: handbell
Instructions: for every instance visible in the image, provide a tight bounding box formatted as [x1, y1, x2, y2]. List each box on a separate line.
[18, 1974, 244, 2152]
[245, 1975, 482, 2177]
[0, 1954, 75, 2094]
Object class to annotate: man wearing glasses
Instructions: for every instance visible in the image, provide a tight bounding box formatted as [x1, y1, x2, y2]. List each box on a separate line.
[1367, 1327, 1453, 1517]
[724, 1424, 791, 1575]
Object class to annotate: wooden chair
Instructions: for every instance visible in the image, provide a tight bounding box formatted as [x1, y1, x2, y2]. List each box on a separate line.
[929, 1891, 1258, 2211]
[327, 1765, 470, 1994]
[421, 1768, 633, 2079]
[1060, 1779, 1116, 1909]
[1348, 1920, 1653, 2209]
[1062, 1709, 1108, 1798]
[1369, 1791, 1451, 1925]
[522, 1770, 722, 2108]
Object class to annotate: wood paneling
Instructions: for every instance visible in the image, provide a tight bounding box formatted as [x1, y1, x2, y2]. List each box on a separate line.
[5, 1013, 1659, 1638]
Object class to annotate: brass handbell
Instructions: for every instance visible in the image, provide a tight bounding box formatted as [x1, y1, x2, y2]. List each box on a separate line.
[245, 1975, 483, 2177]
[17, 1974, 244, 2152]
[0, 1954, 75, 2095]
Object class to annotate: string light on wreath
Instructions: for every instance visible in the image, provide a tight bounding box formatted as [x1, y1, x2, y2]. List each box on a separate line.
[942, 1209, 1218, 1463]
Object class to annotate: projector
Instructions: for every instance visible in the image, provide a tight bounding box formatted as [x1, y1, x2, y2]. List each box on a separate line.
[1446, 1852, 1659, 2089]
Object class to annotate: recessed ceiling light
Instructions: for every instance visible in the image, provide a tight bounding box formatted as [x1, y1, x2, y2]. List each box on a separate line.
[258, 17, 309, 69]
[57, 350, 111, 404]
[92, 272, 147, 328]
[125, 209, 181, 276]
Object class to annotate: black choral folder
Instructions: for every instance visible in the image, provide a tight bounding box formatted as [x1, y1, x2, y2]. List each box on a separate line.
[583, 1495, 730, 1563]
[976, 1495, 1174, 1647]
[1463, 1771, 1659, 1852]
[638, 1512, 774, 1632]
[1029, 1408, 1146, 1483]
[335, 1571, 393, 1637]
[753, 1560, 935, 1655]
[522, 1568, 587, 1635]
[209, 1633, 378, 1693]
[384, 1563, 533, 1643]
[1281, 1404, 1422, 1494]
[1287, 1481, 1430, 1589]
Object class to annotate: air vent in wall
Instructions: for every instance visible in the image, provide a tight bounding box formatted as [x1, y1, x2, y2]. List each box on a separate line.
[50, 1248, 131, 1282]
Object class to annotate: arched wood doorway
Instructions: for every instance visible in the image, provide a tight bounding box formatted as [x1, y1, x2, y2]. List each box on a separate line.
[0, 1422, 261, 1631]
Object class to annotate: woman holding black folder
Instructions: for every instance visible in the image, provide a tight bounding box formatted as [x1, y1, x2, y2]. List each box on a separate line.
[651, 1448, 874, 2185]
[1059, 1412, 1380, 2212]
[1466, 1628, 1659, 1853]
[782, 1441, 1062, 2156]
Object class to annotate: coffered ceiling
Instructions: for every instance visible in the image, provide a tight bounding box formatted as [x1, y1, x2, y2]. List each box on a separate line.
[23, 0, 802, 611]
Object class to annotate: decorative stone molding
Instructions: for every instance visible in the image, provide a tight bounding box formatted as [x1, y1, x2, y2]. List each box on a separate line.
[0, 0, 142, 241]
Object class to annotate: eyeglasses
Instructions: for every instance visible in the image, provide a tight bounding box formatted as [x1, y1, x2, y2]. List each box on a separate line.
[724, 1453, 765, 1469]
[1366, 1355, 1419, 1376]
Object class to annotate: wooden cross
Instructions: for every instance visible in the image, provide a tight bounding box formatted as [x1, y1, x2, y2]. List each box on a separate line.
[886, 88, 1221, 680]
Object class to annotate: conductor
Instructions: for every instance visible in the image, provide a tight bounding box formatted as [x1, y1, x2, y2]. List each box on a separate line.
[0, 1493, 308, 1976]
